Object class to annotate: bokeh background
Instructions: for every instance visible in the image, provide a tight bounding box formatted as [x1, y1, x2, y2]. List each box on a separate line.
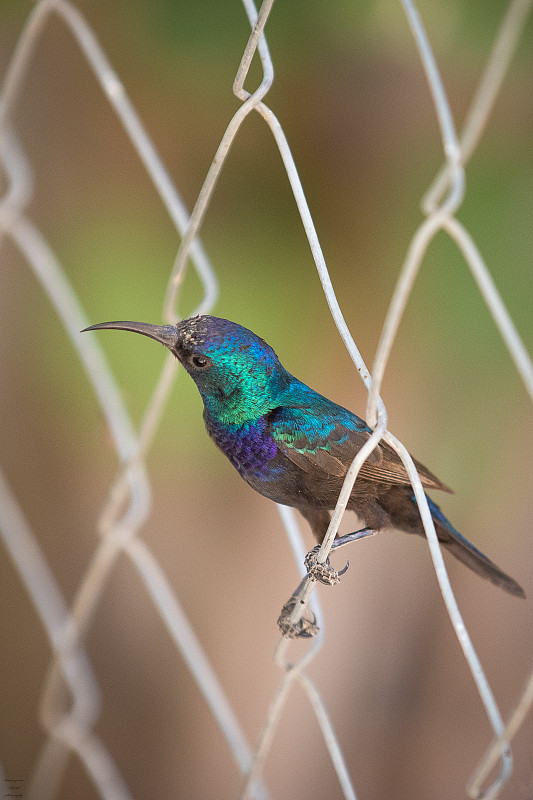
[1, 1, 532, 798]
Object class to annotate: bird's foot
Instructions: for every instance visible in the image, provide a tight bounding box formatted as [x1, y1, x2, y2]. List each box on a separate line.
[304, 545, 345, 586]
[277, 593, 319, 639]
[305, 528, 376, 586]
[277, 529, 376, 638]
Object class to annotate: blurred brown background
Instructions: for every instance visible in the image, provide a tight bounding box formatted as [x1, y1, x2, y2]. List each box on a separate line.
[1, 1, 532, 798]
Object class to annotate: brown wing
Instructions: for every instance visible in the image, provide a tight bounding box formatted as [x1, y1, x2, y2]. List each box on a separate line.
[359, 440, 452, 492]
[270, 405, 451, 493]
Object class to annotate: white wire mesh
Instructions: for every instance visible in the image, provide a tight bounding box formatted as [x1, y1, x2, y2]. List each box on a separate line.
[0, 2, 532, 799]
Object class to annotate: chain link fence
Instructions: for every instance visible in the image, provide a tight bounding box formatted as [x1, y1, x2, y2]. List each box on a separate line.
[1, 2, 532, 798]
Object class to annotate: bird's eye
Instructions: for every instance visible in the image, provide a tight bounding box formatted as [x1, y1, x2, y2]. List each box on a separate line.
[190, 354, 212, 370]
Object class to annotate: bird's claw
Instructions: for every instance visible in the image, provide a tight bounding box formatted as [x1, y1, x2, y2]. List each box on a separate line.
[304, 544, 348, 586]
[277, 595, 319, 638]
[338, 560, 349, 576]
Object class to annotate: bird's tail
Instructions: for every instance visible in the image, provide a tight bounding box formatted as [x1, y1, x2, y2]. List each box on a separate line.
[427, 496, 525, 598]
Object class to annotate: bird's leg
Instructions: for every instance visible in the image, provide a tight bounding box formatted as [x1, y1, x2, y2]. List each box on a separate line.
[332, 527, 377, 550]
[298, 508, 377, 585]
[305, 527, 377, 585]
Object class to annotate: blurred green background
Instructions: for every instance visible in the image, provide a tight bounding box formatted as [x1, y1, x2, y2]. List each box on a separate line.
[1, 1, 532, 799]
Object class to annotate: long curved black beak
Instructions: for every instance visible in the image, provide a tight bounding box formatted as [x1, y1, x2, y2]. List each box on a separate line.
[82, 320, 180, 350]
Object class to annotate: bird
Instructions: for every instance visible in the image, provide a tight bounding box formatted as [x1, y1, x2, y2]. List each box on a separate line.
[83, 314, 525, 598]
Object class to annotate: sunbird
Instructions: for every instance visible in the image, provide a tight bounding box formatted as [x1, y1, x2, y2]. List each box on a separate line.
[84, 315, 524, 598]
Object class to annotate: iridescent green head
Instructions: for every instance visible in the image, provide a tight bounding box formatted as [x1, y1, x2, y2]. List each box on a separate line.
[83, 315, 287, 424]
